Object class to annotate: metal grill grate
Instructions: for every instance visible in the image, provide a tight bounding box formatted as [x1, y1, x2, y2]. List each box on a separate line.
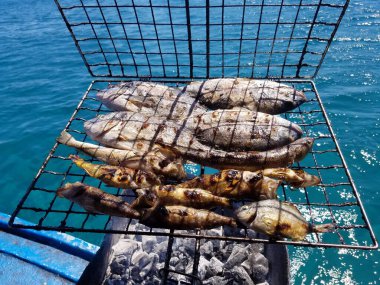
[55, 0, 350, 79]
[9, 79, 377, 250]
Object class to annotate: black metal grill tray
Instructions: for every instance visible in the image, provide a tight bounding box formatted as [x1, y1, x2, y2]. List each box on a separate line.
[9, 79, 377, 249]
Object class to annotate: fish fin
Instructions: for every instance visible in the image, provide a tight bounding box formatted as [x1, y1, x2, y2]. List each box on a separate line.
[57, 130, 75, 145]
[313, 223, 335, 233]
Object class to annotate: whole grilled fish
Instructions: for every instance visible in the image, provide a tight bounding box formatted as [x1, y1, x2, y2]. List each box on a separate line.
[97, 81, 207, 119]
[57, 182, 140, 218]
[178, 170, 281, 200]
[185, 78, 307, 114]
[188, 109, 303, 151]
[70, 155, 161, 189]
[140, 205, 237, 230]
[57, 130, 186, 180]
[132, 185, 231, 209]
[262, 168, 320, 187]
[235, 200, 334, 241]
[84, 112, 312, 170]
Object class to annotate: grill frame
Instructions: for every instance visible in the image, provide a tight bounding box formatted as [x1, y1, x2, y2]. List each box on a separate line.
[8, 79, 378, 250]
[53, 0, 351, 79]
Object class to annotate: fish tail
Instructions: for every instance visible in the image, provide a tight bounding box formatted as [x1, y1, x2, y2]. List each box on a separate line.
[57, 130, 76, 146]
[69, 154, 84, 165]
[313, 223, 335, 233]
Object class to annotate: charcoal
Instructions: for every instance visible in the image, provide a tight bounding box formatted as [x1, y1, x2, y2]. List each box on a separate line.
[153, 241, 168, 262]
[230, 266, 255, 285]
[203, 276, 231, 285]
[175, 257, 189, 272]
[243, 252, 269, 283]
[185, 260, 194, 275]
[197, 256, 210, 280]
[207, 257, 224, 276]
[256, 282, 270, 285]
[130, 266, 143, 283]
[131, 251, 150, 269]
[141, 253, 159, 278]
[142, 236, 156, 252]
[110, 258, 127, 275]
[169, 256, 180, 267]
[224, 245, 248, 270]
[246, 243, 264, 254]
[200, 241, 214, 258]
[113, 239, 141, 257]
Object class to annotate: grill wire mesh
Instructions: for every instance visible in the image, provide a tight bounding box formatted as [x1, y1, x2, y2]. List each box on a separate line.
[54, 0, 349, 79]
[9, 79, 377, 250]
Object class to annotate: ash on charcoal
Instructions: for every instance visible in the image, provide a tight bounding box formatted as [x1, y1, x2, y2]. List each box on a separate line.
[224, 245, 248, 270]
[105, 226, 271, 285]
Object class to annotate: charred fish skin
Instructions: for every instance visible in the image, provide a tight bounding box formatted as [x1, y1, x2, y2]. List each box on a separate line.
[57, 130, 186, 180]
[140, 205, 237, 230]
[235, 200, 334, 241]
[57, 182, 140, 218]
[97, 81, 207, 119]
[178, 170, 280, 200]
[85, 110, 302, 153]
[189, 109, 303, 151]
[185, 78, 307, 114]
[69, 155, 161, 189]
[135, 186, 231, 209]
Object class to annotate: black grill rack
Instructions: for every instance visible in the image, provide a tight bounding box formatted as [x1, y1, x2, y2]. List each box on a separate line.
[8, 0, 378, 251]
[9, 79, 377, 250]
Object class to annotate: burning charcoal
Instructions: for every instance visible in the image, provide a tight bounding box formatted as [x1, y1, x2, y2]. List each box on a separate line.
[153, 241, 169, 263]
[142, 236, 157, 252]
[224, 245, 248, 270]
[131, 251, 150, 269]
[207, 257, 224, 277]
[230, 266, 255, 285]
[197, 256, 210, 280]
[169, 256, 180, 267]
[130, 266, 143, 283]
[200, 241, 214, 258]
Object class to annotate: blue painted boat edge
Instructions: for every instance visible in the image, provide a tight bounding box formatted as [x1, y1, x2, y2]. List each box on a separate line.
[1, 213, 99, 261]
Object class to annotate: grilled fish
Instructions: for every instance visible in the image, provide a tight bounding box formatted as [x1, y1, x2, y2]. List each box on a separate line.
[235, 200, 334, 241]
[84, 112, 312, 170]
[57, 182, 140, 218]
[140, 205, 237, 230]
[262, 168, 320, 187]
[185, 78, 307, 114]
[97, 81, 207, 119]
[57, 130, 186, 180]
[70, 155, 161, 189]
[178, 170, 281, 200]
[132, 185, 231, 209]
[188, 109, 303, 151]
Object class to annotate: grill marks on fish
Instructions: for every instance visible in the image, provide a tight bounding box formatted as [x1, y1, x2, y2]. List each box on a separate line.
[185, 78, 307, 114]
[57, 182, 140, 218]
[84, 111, 311, 170]
[140, 205, 237, 230]
[235, 200, 334, 241]
[97, 81, 207, 119]
[133, 186, 231, 209]
[69, 155, 162, 189]
[57, 130, 186, 180]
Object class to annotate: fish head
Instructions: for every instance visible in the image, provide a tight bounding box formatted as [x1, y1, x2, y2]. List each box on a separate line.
[235, 202, 258, 227]
[57, 182, 86, 198]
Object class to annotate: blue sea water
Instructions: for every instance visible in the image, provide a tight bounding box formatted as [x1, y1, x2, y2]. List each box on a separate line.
[0, 0, 379, 284]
